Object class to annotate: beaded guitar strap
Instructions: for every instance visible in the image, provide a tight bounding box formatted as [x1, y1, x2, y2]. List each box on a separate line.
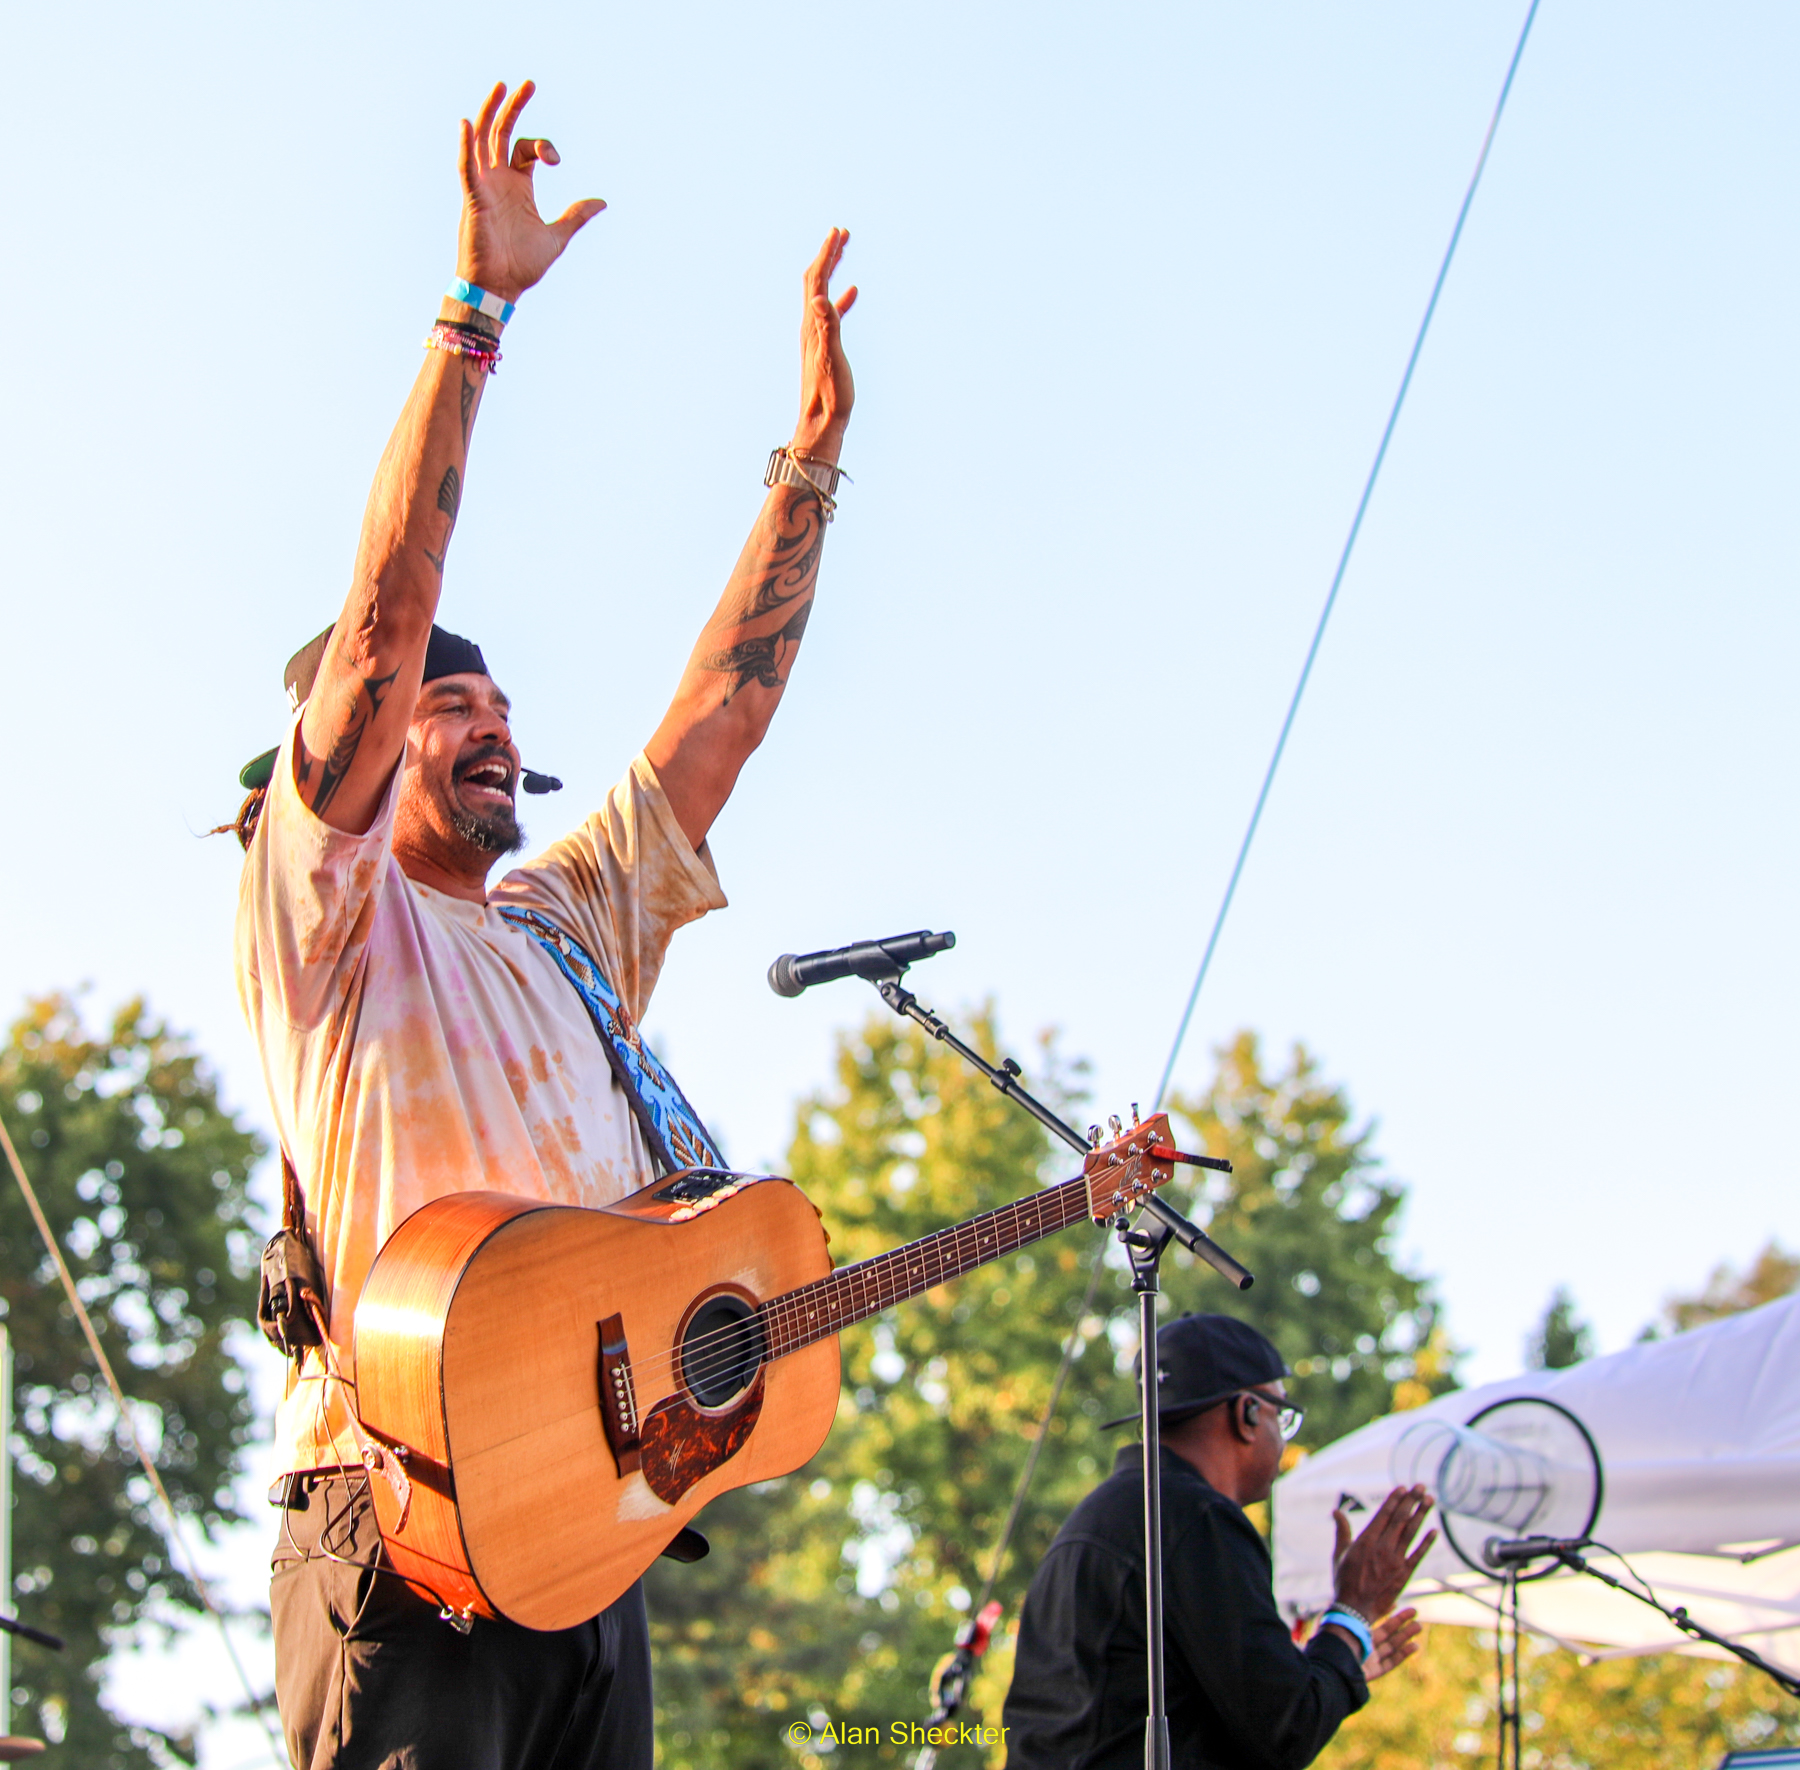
[497, 904, 722, 1176]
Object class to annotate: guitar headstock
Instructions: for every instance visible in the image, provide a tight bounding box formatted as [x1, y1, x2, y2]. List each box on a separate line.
[1082, 1110, 1177, 1221]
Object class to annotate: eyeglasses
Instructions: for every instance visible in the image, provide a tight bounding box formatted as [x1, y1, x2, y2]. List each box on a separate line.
[1245, 1388, 1306, 1442]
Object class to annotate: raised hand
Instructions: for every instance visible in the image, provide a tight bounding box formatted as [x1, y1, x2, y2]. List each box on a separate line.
[1365, 1607, 1424, 1680]
[793, 228, 857, 460]
[1332, 1485, 1437, 1621]
[456, 81, 606, 304]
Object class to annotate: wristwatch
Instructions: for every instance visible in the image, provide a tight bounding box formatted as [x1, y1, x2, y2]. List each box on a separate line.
[765, 447, 844, 504]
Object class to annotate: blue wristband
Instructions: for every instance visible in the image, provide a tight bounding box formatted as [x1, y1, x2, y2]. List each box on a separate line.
[447, 278, 517, 325]
[1320, 1608, 1374, 1661]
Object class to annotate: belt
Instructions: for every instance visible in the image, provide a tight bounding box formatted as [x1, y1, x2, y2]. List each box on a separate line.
[268, 1465, 366, 1508]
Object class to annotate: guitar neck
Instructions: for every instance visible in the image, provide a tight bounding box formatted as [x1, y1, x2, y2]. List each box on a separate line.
[760, 1173, 1095, 1361]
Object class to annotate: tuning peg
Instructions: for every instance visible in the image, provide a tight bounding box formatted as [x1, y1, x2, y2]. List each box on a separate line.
[1109, 1114, 1124, 1139]
[1088, 1125, 1102, 1149]
[1130, 1102, 1140, 1126]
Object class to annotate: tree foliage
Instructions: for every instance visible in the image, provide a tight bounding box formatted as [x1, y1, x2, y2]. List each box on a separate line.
[1657, 1242, 1799, 1336]
[0, 995, 263, 1766]
[1526, 1287, 1595, 1371]
[649, 1010, 1114, 1769]
[1330, 1597, 1800, 1769]
[648, 1019, 1445, 1767]
[1167, 1033, 1455, 1452]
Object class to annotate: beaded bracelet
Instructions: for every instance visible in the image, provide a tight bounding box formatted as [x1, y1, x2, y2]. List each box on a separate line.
[424, 321, 502, 373]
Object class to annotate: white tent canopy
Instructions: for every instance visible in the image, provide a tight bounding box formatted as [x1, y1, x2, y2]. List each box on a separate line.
[1271, 1293, 1800, 1674]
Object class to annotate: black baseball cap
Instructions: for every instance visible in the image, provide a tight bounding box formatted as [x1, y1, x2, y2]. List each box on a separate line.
[1102, 1312, 1288, 1430]
[236, 625, 559, 795]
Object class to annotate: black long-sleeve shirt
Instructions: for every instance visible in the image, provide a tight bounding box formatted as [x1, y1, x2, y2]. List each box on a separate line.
[1002, 1445, 1367, 1770]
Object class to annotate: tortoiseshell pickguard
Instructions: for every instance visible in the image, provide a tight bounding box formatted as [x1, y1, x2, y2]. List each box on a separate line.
[640, 1373, 766, 1504]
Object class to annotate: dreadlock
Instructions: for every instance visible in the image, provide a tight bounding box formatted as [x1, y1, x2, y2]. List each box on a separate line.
[209, 786, 268, 852]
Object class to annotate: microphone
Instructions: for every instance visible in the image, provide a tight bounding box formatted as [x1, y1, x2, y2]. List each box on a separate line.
[768, 930, 955, 998]
[1482, 1535, 1589, 1570]
[521, 770, 563, 795]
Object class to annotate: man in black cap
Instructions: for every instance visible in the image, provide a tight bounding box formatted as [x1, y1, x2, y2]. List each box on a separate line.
[1002, 1313, 1435, 1770]
[230, 78, 855, 1770]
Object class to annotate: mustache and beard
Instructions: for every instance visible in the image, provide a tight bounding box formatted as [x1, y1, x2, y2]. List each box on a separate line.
[447, 744, 526, 857]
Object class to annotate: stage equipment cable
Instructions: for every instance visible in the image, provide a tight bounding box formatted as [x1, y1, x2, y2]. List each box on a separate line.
[917, 12, 1547, 1738]
[1153, 0, 1544, 1110]
[0, 1111, 288, 1768]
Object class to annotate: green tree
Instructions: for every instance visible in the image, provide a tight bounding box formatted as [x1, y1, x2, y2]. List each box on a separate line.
[0, 995, 263, 1766]
[649, 1019, 1451, 1768]
[1329, 1596, 1800, 1769]
[650, 1010, 1115, 1770]
[1167, 1033, 1455, 1452]
[1526, 1286, 1595, 1371]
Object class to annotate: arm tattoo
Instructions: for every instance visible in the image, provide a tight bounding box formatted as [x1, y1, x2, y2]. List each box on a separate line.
[423, 465, 463, 573]
[702, 600, 813, 703]
[716, 496, 824, 628]
[297, 665, 401, 816]
[459, 370, 479, 445]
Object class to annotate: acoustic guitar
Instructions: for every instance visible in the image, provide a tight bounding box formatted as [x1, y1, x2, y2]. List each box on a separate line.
[352, 1112, 1180, 1630]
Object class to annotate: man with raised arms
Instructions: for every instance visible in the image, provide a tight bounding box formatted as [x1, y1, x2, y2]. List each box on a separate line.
[231, 80, 855, 1769]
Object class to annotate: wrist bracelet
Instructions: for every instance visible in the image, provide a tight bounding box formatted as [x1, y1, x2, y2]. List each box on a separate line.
[424, 321, 502, 373]
[447, 278, 517, 326]
[1320, 1608, 1375, 1661]
[765, 446, 848, 522]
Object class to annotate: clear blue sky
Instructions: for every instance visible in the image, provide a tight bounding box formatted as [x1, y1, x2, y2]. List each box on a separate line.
[6, 4, 1796, 1759]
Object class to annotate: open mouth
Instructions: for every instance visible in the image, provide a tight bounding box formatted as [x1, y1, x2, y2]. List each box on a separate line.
[456, 756, 516, 808]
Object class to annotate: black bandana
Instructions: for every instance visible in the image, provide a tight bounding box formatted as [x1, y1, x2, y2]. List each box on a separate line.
[238, 624, 492, 791]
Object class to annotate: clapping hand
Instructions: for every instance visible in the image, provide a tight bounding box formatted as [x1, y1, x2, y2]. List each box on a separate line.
[1364, 1607, 1423, 1680]
[456, 81, 606, 305]
[1332, 1485, 1437, 1621]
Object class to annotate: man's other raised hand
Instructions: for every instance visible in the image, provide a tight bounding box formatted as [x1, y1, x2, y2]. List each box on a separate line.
[794, 228, 857, 463]
[457, 81, 606, 305]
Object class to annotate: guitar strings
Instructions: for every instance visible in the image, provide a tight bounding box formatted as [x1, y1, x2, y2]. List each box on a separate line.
[615, 1174, 1096, 1400]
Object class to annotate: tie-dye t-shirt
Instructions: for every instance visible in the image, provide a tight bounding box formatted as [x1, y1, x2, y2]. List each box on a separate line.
[236, 713, 727, 1473]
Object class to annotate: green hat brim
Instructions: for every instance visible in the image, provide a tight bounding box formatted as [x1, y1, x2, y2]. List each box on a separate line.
[239, 748, 278, 792]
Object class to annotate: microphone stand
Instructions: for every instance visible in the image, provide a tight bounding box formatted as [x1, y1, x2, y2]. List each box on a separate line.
[866, 971, 1250, 1770]
[1541, 1544, 1800, 1700]
[1119, 1210, 1177, 1770]
[875, 978, 1092, 1157]
[0, 1612, 63, 1652]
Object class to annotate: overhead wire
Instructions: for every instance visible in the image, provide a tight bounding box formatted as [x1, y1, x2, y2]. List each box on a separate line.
[1154, 0, 1545, 1109]
[0, 1111, 288, 1769]
[933, 0, 1548, 1706]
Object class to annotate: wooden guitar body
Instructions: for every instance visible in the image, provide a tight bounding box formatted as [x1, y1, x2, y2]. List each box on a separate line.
[353, 1176, 838, 1632]
[351, 1113, 1188, 1632]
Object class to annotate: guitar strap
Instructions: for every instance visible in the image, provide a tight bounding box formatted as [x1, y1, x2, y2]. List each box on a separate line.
[497, 904, 722, 1176]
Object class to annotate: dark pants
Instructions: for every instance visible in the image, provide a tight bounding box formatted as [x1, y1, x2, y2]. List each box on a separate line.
[270, 1474, 653, 1770]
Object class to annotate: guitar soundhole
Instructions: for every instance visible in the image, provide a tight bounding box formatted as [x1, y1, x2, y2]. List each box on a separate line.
[681, 1294, 768, 1409]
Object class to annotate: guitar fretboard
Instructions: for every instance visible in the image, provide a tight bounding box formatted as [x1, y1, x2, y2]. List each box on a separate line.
[760, 1172, 1094, 1361]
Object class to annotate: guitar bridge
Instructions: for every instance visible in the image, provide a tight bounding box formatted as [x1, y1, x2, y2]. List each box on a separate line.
[597, 1313, 642, 1475]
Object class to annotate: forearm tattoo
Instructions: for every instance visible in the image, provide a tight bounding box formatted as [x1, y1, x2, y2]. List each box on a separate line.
[703, 601, 813, 702]
[298, 664, 400, 816]
[423, 465, 463, 573]
[702, 493, 825, 702]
